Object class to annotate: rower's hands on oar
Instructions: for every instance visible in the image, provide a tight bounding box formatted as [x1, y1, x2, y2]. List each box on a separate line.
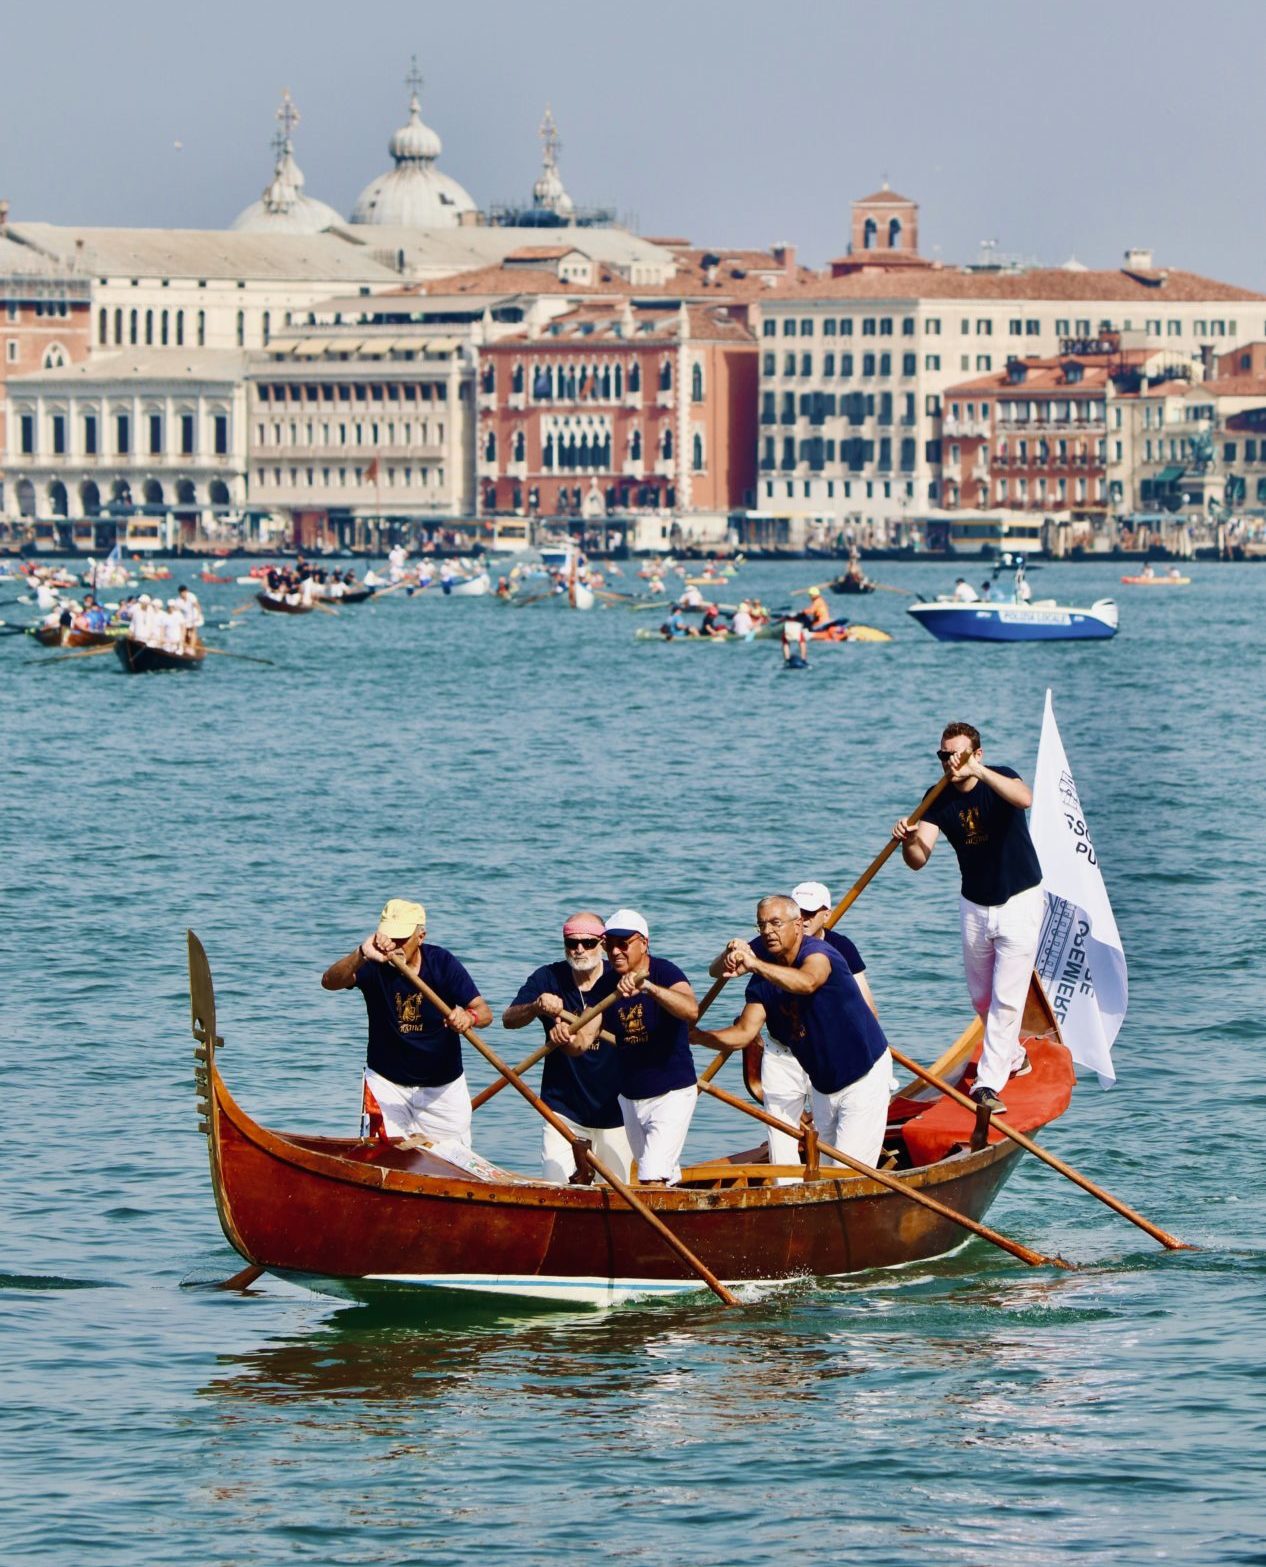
[720, 940, 757, 975]
[445, 1004, 476, 1034]
[615, 967, 649, 998]
[534, 992, 564, 1020]
[892, 816, 916, 842]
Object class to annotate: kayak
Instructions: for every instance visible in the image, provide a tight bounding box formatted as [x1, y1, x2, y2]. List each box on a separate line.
[636, 625, 890, 644]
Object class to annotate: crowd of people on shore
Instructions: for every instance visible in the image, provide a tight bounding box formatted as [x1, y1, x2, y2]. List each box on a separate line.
[322, 720, 1042, 1188]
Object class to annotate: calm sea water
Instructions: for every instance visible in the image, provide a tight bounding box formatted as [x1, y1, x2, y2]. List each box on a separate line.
[1, 557, 1263, 1566]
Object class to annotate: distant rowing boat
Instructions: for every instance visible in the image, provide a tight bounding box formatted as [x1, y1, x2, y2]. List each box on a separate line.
[256, 593, 315, 615]
[1120, 574, 1189, 586]
[30, 625, 122, 649]
[115, 638, 206, 673]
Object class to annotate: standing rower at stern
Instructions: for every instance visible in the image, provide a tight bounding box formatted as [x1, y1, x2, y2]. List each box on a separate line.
[893, 722, 1043, 1114]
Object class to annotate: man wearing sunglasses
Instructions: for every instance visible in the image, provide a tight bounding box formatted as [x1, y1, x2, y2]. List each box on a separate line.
[321, 898, 492, 1153]
[553, 910, 700, 1186]
[892, 721, 1043, 1114]
[503, 912, 633, 1183]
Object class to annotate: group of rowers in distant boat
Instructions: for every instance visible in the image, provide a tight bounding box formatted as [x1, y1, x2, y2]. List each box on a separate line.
[37, 583, 204, 653]
[260, 562, 363, 607]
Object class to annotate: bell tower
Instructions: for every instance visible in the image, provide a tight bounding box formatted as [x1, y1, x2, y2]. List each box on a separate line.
[849, 181, 919, 257]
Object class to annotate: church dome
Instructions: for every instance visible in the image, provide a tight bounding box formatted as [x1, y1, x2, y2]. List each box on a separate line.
[231, 91, 340, 235]
[350, 65, 476, 230]
[532, 108, 574, 219]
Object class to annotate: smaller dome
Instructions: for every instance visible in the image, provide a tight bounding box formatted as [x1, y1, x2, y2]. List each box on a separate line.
[231, 91, 340, 235]
[532, 105, 575, 219]
[390, 97, 442, 163]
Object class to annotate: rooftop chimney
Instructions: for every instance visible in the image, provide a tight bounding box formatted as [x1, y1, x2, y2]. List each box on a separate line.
[771, 242, 796, 279]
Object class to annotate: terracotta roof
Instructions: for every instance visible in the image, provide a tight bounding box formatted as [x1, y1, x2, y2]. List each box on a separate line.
[1114, 379, 1193, 399]
[944, 349, 1158, 397]
[855, 187, 916, 206]
[489, 302, 753, 348]
[372, 252, 803, 304]
[1196, 375, 1266, 397]
[772, 266, 1266, 304]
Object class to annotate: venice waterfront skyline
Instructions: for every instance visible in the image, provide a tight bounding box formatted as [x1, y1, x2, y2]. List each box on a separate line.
[5, 0, 1266, 283]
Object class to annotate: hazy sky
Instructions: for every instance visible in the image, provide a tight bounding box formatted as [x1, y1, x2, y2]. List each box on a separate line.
[5, 0, 1265, 286]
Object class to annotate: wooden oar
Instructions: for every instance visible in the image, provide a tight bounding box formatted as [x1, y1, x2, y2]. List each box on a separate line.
[691, 769, 956, 1078]
[24, 643, 118, 667]
[229, 596, 260, 616]
[869, 581, 918, 597]
[216, 1262, 265, 1291]
[885, 1046, 1190, 1251]
[387, 955, 738, 1307]
[470, 998, 619, 1112]
[313, 600, 340, 617]
[201, 646, 276, 667]
[697, 1078, 1068, 1269]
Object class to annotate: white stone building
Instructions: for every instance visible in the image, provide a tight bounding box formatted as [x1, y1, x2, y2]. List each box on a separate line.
[5, 350, 248, 538]
[754, 193, 1266, 535]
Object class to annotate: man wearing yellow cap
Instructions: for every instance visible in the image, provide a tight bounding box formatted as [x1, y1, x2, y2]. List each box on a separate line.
[321, 899, 492, 1152]
[805, 586, 832, 629]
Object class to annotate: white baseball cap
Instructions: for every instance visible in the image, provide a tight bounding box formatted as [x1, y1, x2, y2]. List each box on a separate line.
[604, 908, 649, 940]
[791, 881, 832, 914]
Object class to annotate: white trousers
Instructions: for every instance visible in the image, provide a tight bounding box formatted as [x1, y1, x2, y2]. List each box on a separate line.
[760, 1042, 811, 1182]
[811, 1050, 892, 1170]
[541, 1116, 635, 1185]
[363, 1068, 472, 1151]
[620, 1085, 696, 1184]
[960, 884, 1045, 1092]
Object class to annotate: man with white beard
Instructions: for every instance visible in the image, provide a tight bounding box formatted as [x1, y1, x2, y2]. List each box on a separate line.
[502, 911, 633, 1183]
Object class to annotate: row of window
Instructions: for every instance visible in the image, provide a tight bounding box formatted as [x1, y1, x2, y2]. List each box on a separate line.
[761, 478, 918, 502]
[761, 435, 921, 473]
[482, 427, 706, 471]
[481, 361, 703, 402]
[257, 381, 449, 405]
[99, 306, 210, 349]
[764, 316, 918, 339]
[256, 465, 446, 490]
[947, 398, 1108, 425]
[17, 410, 229, 457]
[761, 390, 928, 424]
[256, 419, 444, 449]
[762, 351, 925, 380]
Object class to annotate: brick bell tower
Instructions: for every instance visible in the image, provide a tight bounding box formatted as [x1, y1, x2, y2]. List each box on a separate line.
[849, 181, 919, 257]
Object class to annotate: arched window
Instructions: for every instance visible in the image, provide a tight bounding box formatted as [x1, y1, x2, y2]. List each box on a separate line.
[49, 480, 68, 517]
[628, 361, 641, 393]
[98, 308, 108, 346]
[114, 308, 123, 345]
[864, 217, 878, 250]
[511, 363, 524, 395]
[481, 363, 495, 394]
[692, 433, 704, 471]
[690, 363, 704, 402]
[614, 363, 623, 398]
[145, 309, 154, 345]
[143, 478, 164, 507]
[513, 430, 525, 463]
[888, 218, 902, 249]
[659, 359, 672, 392]
[661, 427, 673, 460]
[484, 430, 496, 462]
[197, 310, 206, 347]
[129, 309, 138, 344]
[631, 429, 642, 461]
[42, 344, 67, 369]
[542, 435, 554, 468]
[80, 480, 101, 516]
[175, 311, 184, 347]
[161, 310, 169, 346]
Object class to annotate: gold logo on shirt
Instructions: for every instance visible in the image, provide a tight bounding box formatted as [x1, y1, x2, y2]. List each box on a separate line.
[395, 990, 428, 1033]
[620, 999, 648, 1047]
[960, 804, 986, 845]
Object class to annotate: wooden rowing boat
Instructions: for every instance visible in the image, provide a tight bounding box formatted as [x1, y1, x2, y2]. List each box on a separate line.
[31, 625, 120, 648]
[189, 932, 1072, 1306]
[336, 587, 375, 605]
[256, 592, 315, 615]
[115, 638, 206, 673]
[1120, 574, 1190, 586]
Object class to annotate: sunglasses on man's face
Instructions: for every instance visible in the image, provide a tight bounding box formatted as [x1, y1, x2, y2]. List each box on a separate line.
[564, 936, 602, 951]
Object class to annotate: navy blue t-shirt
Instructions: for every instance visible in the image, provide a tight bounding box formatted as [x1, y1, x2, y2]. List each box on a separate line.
[745, 935, 887, 1095]
[591, 954, 696, 1101]
[511, 959, 623, 1128]
[753, 928, 865, 973]
[354, 944, 481, 1088]
[922, 765, 1042, 906]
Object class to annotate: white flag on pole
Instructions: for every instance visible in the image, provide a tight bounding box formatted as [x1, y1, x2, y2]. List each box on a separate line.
[1030, 689, 1127, 1086]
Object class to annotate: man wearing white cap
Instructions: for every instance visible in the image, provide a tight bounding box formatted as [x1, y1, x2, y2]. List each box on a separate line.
[321, 900, 492, 1153]
[127, 593, 156, 646]
[503, 911, 633, 1183]
[555, 909, 699, 1185]
[161, 599, 187, 654]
